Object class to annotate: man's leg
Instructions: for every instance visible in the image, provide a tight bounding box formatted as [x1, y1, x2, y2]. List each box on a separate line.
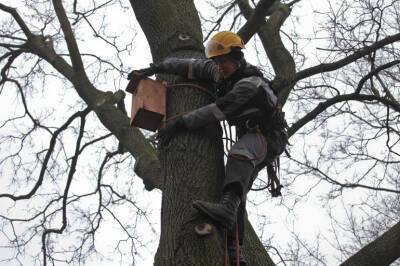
[192, 156, 255, 229]
[192, 133, 267, 229]
[227, 165, 261, 265]
[227, 200, 246, 265]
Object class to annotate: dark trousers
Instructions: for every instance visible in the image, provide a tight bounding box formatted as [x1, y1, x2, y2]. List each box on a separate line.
[223, 133, 268, 243]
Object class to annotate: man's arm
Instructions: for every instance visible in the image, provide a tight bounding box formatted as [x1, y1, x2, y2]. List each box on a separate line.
[157, 58, 220, 82]
[215, 76, 273, 118]
[182, 76, 266, 129]
[158, 76, 273, 144]
[127, 58, 220, 89]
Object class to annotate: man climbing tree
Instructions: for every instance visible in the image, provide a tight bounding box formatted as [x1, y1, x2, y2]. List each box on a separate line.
[129, 31, 287, 265]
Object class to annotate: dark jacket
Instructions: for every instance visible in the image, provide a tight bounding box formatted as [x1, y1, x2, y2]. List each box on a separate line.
[158, 58, 278, 134]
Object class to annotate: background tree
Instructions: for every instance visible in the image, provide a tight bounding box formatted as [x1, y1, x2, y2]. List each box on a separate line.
[0, 0, 399, 265]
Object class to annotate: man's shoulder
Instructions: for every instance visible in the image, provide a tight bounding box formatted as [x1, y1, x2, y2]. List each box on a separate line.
[235, 75, 265, 87]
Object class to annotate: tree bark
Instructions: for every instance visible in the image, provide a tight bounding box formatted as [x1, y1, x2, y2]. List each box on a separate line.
[340, 220, 400, 266]
[155, 69, 227, 264]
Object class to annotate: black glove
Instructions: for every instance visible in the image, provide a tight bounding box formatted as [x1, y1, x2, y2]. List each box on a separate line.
[158, 116, 187, 146]
[126, 63, 160, 93]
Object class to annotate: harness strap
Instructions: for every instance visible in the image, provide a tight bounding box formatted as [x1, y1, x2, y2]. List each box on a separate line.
[267, 163, 282, 197]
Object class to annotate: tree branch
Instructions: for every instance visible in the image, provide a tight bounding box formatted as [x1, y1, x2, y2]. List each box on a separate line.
[41, 110, 87, 266]
[0, 108, 90, 201]
[51, 0, 85, 73]
[288, 93, 400, 137]
[78, 133, 113, 155]
[295, 33, 400, 82]
[291, 157, 400, 194]
[203, 2, 237, 42]
[237, 0, 296, 105]
[341, 220, 400, 266]
[355, 59, 400, 94]
[0, 2, 162, 190]
[0, 50, 23, 85]
[237, 0, 278, 43]
[0, 4, 33, 38]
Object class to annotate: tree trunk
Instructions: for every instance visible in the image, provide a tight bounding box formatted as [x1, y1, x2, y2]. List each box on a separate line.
[129, 0, 276, 265]
[156, 71, 226, 264]
[340, 220, 400, 266]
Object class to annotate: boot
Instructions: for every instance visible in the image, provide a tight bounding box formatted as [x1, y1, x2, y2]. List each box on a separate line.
[228, 243, 247, 266]
[192, 191, 241, 229]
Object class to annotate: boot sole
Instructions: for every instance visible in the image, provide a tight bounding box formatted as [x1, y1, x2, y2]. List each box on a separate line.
[192, 202, 234, 229]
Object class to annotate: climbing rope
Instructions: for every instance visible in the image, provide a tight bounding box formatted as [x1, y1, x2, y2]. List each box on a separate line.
[162, 82, 216, 124]
[224, 230, 229, 266]
[166, 83, 216, 100]
[223, 226, 240, 266]
[235, 224, 240, 266]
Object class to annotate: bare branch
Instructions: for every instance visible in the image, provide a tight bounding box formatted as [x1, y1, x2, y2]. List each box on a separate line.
[237, 0, 296, 104]
[203, 1, 237, 42]
[0, 4, 33, 38]
[0, 50, 23, 86]
[0, 2, 162, 190]
[355, 60, 400, 94]
[288, 93, 400, 137]
[78, 133, 113, 155]
[51, 0, 85, 73]
[290, 157, 400, 194]
[295, 33, 400, 82]
[237, 0, 278, 43]
[0, 108, 90, 201]
[341, 220, 400, 266]
[41, 109, 88, 266]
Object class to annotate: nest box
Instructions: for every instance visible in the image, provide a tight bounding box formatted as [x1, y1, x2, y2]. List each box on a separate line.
[125, 78, 166, 131]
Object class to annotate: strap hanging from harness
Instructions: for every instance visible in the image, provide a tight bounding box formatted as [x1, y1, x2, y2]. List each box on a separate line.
[250, 159, 283, 197]
[267, 161, 282, 197]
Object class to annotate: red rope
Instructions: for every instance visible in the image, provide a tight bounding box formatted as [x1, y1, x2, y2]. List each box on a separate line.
[235, 224, 240, 266]
[163, 83, 216, 124]
[224, 226, 241, 266]
[224, 230, 228, 266]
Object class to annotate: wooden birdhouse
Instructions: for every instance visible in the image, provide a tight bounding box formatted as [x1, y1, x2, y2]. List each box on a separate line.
[125, 78, 166, 131]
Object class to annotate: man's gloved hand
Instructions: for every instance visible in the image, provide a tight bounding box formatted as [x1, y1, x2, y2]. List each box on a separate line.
[158, 116, 187, 146]
[126, 63, 161, 93]
[127, 63, 159, 80]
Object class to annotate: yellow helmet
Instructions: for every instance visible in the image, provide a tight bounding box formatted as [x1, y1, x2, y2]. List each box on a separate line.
[205, 31, 245, 59]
